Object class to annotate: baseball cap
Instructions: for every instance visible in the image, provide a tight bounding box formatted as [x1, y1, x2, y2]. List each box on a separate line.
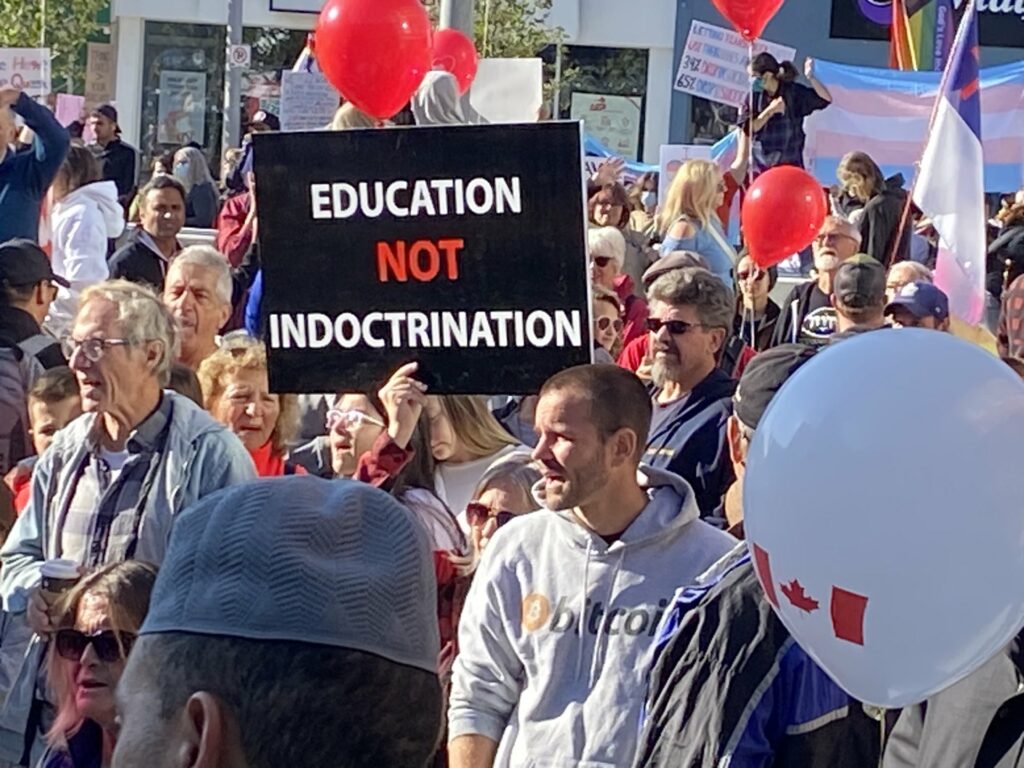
[140, 477, 440, 674]
[251, 110, 280, 131]
[885, 281, 950, 322]
[643, 250, 708, 290]
[734, 344, 817, 430]
[0, 240, 69, 289]
[90, 104, 119, 127]
[833, 254, 886, 308]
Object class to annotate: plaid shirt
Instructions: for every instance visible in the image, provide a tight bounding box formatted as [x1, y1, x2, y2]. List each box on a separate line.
[58, 395, 174, 567]
[738, 81, 830, 173]
[999, 274, 1024, 357]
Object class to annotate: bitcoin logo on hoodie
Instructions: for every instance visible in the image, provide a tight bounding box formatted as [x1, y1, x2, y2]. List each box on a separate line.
[521, 594, 551, 632]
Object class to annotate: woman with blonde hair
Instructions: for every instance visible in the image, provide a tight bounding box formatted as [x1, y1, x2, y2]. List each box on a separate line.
[172, 146, 218, 228]
[426, 394, 526, 518]
[40, 561, 157, 768]
[657, 159, 736, 286]
[197, 338, 304, 476]
[837, 150, 910, 263]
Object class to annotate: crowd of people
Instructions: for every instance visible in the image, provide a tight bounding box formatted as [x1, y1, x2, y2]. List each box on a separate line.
[2, 54, 1024, 768]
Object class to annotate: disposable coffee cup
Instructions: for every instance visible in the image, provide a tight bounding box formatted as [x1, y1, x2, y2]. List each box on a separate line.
[39, 559, 80, 607]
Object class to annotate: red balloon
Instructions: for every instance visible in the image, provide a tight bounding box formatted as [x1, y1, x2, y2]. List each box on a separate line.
[742, 166, 827, 269]
[316, 0, 432, 120]
[432, 29, 479, 95]
[711, 0, 785, 41]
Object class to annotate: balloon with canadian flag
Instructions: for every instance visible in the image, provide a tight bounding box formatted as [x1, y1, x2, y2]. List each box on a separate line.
[743, 329, 1024, 708]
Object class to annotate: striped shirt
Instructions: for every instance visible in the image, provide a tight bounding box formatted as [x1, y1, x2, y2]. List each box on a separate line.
[58, 395, 173, 567]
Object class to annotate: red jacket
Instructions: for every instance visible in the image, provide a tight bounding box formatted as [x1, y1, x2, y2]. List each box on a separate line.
[614, 274, 649, 348]
[215, 192, 253, 267]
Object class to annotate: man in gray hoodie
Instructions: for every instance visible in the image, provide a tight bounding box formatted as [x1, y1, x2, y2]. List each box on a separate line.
[448, 364, 735, 767]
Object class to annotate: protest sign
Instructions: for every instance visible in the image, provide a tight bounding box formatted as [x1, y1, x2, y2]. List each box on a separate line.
[0, 49, 51, 98]
[85, 43, 115, 108]
[252, 122, 591, 394]
[570, 93, 643, 161]
[157, 71, 206, 145]
[55, 94, 85, 127]
[279, 70, 338, 131]
[468, 58, 543, 124]
[674, 21, 795, 108]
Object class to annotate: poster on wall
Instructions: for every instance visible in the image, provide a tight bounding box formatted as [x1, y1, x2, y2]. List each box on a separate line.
[570, 93, 643, 161]
[157, 71, 207, 146]
[0, 49, 51, 98]
[252, 122, 592, 395]
[674, 20, 795, 108]
[829, 0, 1024, 49]
[279, 70, 339, 131]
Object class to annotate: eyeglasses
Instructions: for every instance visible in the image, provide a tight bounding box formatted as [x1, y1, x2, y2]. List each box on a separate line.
[465, 502, 516, 529]
[646, 318, 707, 336]
[590, 256, 614, 269]
[814, 232, 858, 245]
[596, 316, 624, 333]
[61, 337, 133, 363]
[54, 629, 136, 663]
[325, 408, 386, 432]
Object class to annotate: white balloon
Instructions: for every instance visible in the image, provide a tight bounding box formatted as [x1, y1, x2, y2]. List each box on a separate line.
[743, 329, 1024, 708]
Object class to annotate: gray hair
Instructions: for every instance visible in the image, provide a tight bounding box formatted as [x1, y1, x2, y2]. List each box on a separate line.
[647, 266, 735, 330]
[887, 260, 932, 285]
[172, 147, 214, 193]
[470, 453, 543, 513]
[168, 245, 233, 305]
[78, 280, 179, 386]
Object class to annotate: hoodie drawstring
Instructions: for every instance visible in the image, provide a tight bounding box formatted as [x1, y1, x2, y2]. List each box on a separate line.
[575, 542, 593, 681]
[588, 548, 626, 687]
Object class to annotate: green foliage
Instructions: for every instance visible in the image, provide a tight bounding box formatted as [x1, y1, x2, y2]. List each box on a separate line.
[422, 0, 565, 58]
[0, 0, 108, 91]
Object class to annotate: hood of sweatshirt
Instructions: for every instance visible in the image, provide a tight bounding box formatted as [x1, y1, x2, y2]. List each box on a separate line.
[53, 180, 125, 238]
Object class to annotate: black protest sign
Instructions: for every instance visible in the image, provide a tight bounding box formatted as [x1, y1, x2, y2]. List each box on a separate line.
[252, 122, 592, 395]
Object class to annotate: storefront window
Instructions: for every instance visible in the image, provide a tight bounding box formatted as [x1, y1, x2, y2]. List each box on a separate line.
[139, 22, 306, 180]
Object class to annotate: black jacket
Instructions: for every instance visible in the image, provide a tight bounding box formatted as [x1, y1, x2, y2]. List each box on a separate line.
[0, 306, 64, 370]
[643, 368, 736, 517]
[885, 633, 1024, 768]
[859, 174, 911, 264]
[90, 139, 137, 207]
[108, 229, 175, 292]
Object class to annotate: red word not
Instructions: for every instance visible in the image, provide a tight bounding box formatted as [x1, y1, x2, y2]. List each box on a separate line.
[377, 238, 465, 283]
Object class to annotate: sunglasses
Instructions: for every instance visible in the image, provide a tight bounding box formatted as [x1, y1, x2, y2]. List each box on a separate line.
[596, 316, 624, 333]
[325, 409, 386, 432]
[646, 318, 707, 336]
[590, 256, 614, 269]
[465, 502, 516, 529]
[55, 629, 136, 663]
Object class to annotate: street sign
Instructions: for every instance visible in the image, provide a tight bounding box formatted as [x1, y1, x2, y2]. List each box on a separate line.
[229, 44, 252, 69]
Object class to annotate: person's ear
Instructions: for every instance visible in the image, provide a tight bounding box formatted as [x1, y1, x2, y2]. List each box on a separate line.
[174, 692, 232, 768]
[607, 427, 638, 469]
[727, 415, 747, 473]
[216, 301, 233, 331]
[708, 327, 728, 356]
[144, 339, 166, 375]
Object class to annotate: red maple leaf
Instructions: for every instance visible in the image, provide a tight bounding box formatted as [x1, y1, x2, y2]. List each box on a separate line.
[781, 580, 819, 613]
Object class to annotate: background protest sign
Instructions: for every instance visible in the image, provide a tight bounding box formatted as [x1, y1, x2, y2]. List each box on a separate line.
[252, 122, 591, 395]
[279, 70, 339, 131]
[674, 20, 795, 108]
[0, 49, 51, 99]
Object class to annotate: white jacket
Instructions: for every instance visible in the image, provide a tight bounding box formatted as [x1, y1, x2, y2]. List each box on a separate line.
[46, 180, 124, 336]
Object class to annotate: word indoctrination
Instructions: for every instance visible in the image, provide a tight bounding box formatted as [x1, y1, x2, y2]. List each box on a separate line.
[252, 123, 592, 394]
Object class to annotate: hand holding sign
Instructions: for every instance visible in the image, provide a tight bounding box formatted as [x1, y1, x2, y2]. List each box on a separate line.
[315, 0, 431, 119]
[744, 330, 1024, 707]
[379, 362, 428, 449]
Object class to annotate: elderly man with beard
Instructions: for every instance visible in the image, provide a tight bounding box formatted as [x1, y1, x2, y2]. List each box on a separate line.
[162, 245, 232, 371]
[448, 364, 734, 768]
[641, 267, 736, 518]
[771, 216, 862, 347]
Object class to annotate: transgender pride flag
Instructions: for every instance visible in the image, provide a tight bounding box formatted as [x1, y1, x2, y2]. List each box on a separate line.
[913, 0, 986, 324]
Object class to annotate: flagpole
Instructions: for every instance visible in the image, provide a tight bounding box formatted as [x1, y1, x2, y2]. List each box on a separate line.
[888, 0, 978, 266]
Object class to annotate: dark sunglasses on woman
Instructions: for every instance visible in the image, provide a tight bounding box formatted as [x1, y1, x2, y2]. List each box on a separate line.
[595, 317, 624, 333]
[465, 502, 515, 529]
[54, 629, 136, 663]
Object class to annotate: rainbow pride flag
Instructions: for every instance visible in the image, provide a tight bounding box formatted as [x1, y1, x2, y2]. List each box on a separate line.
[889, 0, 959, 72]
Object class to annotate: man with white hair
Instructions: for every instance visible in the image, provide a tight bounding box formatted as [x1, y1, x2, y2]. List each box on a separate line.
[589, 226, 648, 348]
[0, 86, 70, 243]
[0, 280, 254, 765]
[770, 216, 862, 347]
[162, 245, 233, 371]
